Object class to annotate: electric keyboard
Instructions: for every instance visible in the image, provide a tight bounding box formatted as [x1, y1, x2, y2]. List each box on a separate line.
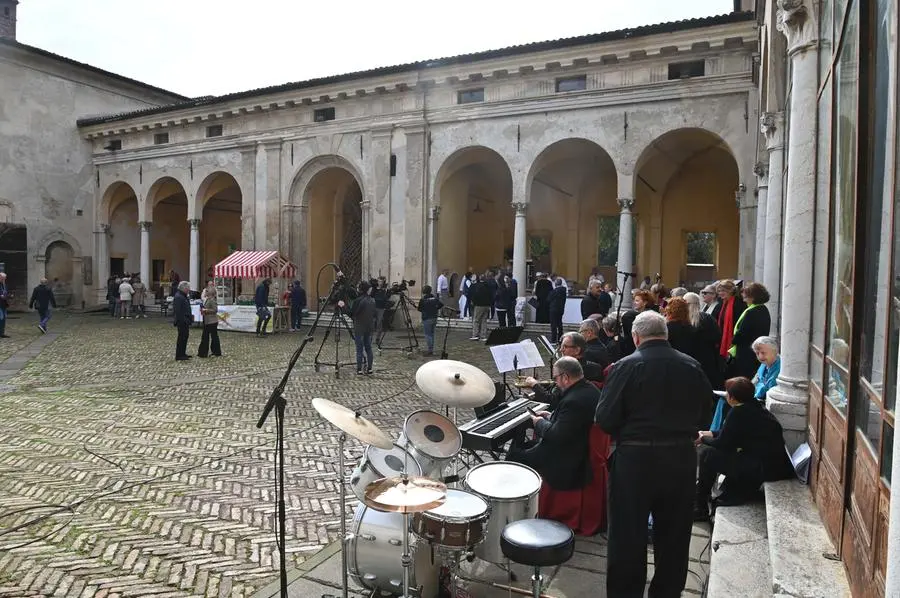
[459, 397, 550, 452]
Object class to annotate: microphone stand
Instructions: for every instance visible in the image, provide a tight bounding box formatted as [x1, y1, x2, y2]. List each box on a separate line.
[615, 270, 634, 317]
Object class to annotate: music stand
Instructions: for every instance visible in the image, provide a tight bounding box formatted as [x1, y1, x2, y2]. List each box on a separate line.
[484, 327, 523, 399]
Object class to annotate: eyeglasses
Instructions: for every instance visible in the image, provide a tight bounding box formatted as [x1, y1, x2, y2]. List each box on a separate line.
[701, 291, 714, 295]
[560, 343, 574, 349]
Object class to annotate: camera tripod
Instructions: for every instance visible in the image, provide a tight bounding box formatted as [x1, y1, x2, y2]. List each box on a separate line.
[376, 291, 419, 354]
[312, 271, 358, 378]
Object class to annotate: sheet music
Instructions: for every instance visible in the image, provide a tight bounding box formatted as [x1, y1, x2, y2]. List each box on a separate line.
[490, 340, 546, 373]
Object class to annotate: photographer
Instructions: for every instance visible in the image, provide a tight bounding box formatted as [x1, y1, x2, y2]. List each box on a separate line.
[344, 280, 376, 375]
[417, 285, 443, 356]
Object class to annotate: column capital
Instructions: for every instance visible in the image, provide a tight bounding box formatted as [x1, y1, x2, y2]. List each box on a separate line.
[189, 218, 201, 229]
[429, 205, 441, 221]
[138, 221, 152, 232]
[760, 111, 785, 150]
[777, 0, 819, 56]
[512, 202, 527, 216]
[617, 197, 635, 212]
[359, 200, 372, 211]
[753, 161, 769, 178]
[735, 184, 750, 209]
[99, 223, 110, 234]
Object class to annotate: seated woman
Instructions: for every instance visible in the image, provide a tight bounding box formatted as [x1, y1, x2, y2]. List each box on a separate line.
[752, 336, 781, 401]
[693, 377, 794, 520]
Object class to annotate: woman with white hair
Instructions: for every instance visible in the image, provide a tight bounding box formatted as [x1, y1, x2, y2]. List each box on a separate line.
[751, 336, 780, 401]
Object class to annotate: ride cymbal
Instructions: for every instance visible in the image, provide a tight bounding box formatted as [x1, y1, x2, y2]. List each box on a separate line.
[363, 476, 447, 513]
[415, 360, 495, 408]
[311, 398, 393, 449]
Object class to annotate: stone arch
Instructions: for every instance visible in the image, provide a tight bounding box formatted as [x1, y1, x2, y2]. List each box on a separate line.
[525, 138, 618, 204]
[289, 154, 365, 207]
[98, 181, 138, 225]
[34, 230, 83, 259]
[145, 176, 189, 221]
[632, 127, 737, 190]
[194, 171, 242, 216]
[35, 231, 83, 308]
[432, 146, 513, 208]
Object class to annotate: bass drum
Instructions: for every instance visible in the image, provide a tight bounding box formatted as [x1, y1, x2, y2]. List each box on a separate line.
[347, 505, 440, 596]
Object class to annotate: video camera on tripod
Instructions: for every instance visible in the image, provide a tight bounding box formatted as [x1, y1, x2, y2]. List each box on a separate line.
[386, 279, 415, 296]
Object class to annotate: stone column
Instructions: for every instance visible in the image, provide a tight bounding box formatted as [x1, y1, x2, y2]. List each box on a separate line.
[512, 202, 527, 296]
[427, 205, 440, 289]
[616, 197, 635, 302]
[189, 218, 200, 289]
[767, 0, 819, 449]
[96, 224, 110, 303]
[761, 111, 785, 328]
[369, 129, 393, 280]
[360, 199, 372, 278]
[138, 221, 151, 286]
[404, 128, 427, 285]
[736, 183, 756, 279]
[753, 162, 769, 282]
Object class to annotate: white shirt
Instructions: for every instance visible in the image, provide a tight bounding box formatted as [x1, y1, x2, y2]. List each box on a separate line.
[118, 282, 135, 301]
[437, 274, 449, 294]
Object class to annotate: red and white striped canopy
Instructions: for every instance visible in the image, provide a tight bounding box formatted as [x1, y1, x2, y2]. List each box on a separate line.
[213, 251, 297, 279]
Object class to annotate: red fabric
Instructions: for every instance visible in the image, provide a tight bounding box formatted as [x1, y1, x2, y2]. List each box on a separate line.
[718, 296, 736, 357]
[538, 425, 610, 536]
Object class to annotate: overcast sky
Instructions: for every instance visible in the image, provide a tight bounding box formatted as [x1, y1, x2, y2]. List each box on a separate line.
[18, 0, 735, 98]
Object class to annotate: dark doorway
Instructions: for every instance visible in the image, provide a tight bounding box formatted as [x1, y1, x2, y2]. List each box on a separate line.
[0, 224, 27, 307]
[110, 258, 125, 277]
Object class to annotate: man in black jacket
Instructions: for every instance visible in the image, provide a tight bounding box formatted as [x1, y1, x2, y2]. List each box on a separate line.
[694, 377, 793, 519]
[29, 278, 57, 333]
[548, 279, 568, 344]
[417, 285, 443, 356]
[596, 310, 713, 598]
[533, 273, 552, 324]
[578, 319, 611, 369]
[580, 281, 611, 319]
[172, 281, 194, 361]
[524, 332, 603, 409]
[468, 276, 493, 341]
[508, 356, 600, 490]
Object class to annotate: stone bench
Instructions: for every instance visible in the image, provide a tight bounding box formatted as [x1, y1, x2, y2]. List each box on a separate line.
[707, 502, 771, 597]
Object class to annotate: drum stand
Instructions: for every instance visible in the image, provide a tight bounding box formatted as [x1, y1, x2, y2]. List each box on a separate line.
[338, 432, 349, 598]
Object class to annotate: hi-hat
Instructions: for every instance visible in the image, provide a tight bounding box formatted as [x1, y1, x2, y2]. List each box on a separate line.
[311, 398, 393, 449]
[363, 475, 447, 513]
[415, 360, 495, 408]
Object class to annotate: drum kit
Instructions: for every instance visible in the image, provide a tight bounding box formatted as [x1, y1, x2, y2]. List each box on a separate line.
[313, 359, 544, 598]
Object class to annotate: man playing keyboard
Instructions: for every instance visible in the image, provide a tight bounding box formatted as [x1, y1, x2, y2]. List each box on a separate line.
[506, 356, 601, 491]
[523, 332, 603, 409]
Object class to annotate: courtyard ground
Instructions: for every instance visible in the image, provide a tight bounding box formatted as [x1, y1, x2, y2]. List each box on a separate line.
[0, 311, 710, 597]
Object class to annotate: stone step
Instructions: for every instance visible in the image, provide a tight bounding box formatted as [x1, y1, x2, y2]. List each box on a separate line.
[707, 501, 771, 597]
[764, 479, 850, 597]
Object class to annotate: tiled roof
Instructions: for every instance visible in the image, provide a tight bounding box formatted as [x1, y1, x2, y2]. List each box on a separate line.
[75, 10, 754, 127]
[0, 37, 188, 102]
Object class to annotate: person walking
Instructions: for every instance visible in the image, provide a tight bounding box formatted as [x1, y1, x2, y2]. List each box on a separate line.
[197, 281, 222, 358]
[290, 280, 307, 331]
[0, 272, 8, 338]
[172, 281, 193, 361]
[255, 278, 272, 336]
[28, 278, 57, 333]
[468, 275, 493, 341]
[417, 285, 443, 356]
[118, 277, 135, 319]
[107, 276, 119, 317]
[347, 280, 376, 375]
[595, 310, 713, 598]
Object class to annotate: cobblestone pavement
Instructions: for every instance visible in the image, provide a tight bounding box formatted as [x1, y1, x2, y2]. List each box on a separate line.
[0, 312, 511, 597]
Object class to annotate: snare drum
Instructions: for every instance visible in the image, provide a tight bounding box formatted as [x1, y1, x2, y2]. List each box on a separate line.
[412, 489, 490, 551]
[397, 410, 462, 478]
[464, 461, 542, 563]
[349, 443, 422, 501]
[348, 505, 439, 596]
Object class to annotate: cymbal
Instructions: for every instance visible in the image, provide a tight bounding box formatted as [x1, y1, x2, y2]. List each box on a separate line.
[415, 360, 495, 408]
[363, 476, 447, 513]
[311, 398, 393, 449]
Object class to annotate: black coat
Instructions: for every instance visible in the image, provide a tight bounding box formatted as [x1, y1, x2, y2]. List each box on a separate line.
[619, 309, 639, 357]
[469, 281, 493, 307]
[599, 334, 622, 363]
[668, 317, 724, 390]
[172, 290, 192, 327]
[730, 305, 771, 378]
[417, 294, 443, 320]
[535, 279, 552, 302]
[29, 284, 57, 312]
[494, 285, 515, 311]
[595, 339, 713, 443]
[580, 294, 603, 319]
[702, 400, 794, 482]
[514, 379, 601, 490]
[584, 339, 611, 369]
[548, 286, 567, 313]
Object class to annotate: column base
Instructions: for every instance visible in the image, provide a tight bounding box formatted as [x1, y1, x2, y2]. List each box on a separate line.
[767, 384, 809, 453]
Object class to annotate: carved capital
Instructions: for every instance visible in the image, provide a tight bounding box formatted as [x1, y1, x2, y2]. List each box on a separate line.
[760, 111, 785, 150]
[138, 221, 152, 232]
[512, 202, 527, 216]
[753, 161, 769, 180]
[776, 0, 818, 55]
[429, 205, 441, 221]
[617, 197, 635, 212]
[735, 184, 747, 209]
[359, 200, 371, 210]
[99, 224, 111, 234]
[189, 218, 201, 229]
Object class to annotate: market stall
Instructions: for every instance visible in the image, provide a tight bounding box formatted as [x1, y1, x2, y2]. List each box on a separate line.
[210, 250, 297, 333]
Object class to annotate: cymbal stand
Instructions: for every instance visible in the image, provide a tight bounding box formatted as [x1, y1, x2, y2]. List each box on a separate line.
[338, 431, 349, 598]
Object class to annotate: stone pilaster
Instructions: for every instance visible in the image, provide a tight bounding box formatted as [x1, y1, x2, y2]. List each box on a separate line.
[427, 205, 440, 290]
[264, 141, 283, 251]
[138, 221, 151, 288]
[616, 197, 635, 302]
[188, 218, 201, 289]
[254, 143, 266, 249]
[761, 111, 785, 329]
[404, 128, 427, 285]
[369, 130, 393, 280]
[735, 183, 756, 280]
[512, 202, 527, 296]
[240, 147, 257, 250]
[360, 199, 372, 277]
[95, 224, 110, 303]
[753, 162, 769, 282]
[768, 0, 819, 449]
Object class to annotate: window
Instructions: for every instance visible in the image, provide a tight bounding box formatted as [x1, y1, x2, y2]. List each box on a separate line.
[153, 132, 169, 145]
[667, 60, 705, 80]
[458, 88, 485, 104]
[206, 124, 223, 138]
[685, 232, 716, 266]
[314, 107, 335, 122]
[105, 139, 122, 151]
[596, 216, 636, 266]
[555, 75, 586, 93]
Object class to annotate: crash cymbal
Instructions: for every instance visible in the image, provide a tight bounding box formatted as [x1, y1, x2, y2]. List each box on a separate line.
[363, 475, 447, 513]
[311, 398, 393, 449]
[415, 360, 495, 408]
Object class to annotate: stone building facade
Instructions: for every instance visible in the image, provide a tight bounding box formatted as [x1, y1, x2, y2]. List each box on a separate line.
[75, 11, 759, 304]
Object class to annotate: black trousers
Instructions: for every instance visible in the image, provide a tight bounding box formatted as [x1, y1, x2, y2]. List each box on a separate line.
[497, 310, 510, 327]
[607, 444, 696, 598]
[175, 323, 190, 359]
[198, 323, 222, 357]
[696, 444, 762, 503]
[549, 310, 564, 343]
